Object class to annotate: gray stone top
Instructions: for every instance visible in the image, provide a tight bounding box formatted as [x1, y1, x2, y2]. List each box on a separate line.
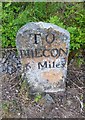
[16, 22, 70, 38]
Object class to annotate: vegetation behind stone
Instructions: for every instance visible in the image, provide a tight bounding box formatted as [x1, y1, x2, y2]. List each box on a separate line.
[2, 2, 85, 52]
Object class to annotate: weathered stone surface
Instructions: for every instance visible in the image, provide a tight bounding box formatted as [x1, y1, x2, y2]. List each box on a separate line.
[16, 22, 70, 93]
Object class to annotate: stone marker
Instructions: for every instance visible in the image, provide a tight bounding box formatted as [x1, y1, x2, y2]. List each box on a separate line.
[16, 22, 70, 93]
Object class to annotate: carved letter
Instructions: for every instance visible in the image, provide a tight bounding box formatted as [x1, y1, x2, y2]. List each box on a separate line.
[38, 61, 47, 69]
[46, 33, 55, 44]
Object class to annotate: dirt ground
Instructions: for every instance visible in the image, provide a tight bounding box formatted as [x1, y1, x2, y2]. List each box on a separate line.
[1, 49, 85, 119]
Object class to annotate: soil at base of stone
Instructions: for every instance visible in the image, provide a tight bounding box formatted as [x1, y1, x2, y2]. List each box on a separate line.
[1, 49, 85, 118]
